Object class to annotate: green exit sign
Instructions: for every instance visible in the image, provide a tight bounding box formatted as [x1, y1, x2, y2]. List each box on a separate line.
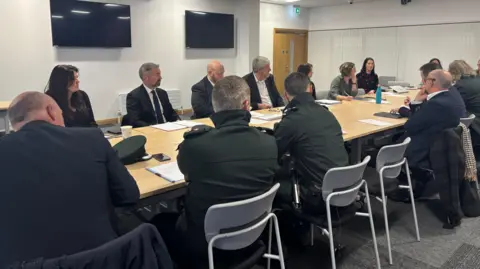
[295, 7, 301, 14]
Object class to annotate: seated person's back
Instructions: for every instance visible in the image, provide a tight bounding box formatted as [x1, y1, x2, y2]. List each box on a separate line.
[405, 70, 461, 169]
[177, 76, 278, 259]
[275, 72, 349, 213]
[0, 92, 139, 268]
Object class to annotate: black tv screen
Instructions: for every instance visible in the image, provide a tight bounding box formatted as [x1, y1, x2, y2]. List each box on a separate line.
[185, 11, 234, 49]
[50, 0, 131, 48]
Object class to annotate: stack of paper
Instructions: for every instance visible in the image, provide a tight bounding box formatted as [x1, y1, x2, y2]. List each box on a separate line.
[151, 122, 188, 131]
[146, 162, 184, 183]
[358, 119, 393, 126]
[250, 111, 264, 117]
[175, 120, 204, 128]
[253, 113, 282, 121]
[315, 99, 341, 105]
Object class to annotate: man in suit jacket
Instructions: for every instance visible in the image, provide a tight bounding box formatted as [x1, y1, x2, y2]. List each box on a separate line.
[0, 92, 140, 268]
[405, 70, 462, 170]
[126, 63, 179, 127]
[191, 60, 224, 119]
[243, 56, 284, 110]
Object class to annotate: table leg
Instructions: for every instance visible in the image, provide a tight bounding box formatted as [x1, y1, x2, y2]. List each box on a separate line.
[350, 138, 362, 164]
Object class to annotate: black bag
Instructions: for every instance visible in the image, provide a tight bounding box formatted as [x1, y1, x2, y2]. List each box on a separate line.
[460, 180, 480, 217]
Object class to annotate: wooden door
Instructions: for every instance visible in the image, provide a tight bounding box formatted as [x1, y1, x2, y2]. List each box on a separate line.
[273, 30, 308, 95]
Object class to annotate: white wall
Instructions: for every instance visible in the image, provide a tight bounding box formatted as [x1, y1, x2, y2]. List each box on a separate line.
[259, 3, 310, 67]
[0, 0, 259, 122]
[307, 0, 480, 90]
[309, 0, 480, 30]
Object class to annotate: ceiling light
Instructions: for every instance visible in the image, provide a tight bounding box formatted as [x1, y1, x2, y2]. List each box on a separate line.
[71, 10, 90, 14]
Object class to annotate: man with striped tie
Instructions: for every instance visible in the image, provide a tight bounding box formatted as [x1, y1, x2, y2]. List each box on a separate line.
[126, 63, 179, 127]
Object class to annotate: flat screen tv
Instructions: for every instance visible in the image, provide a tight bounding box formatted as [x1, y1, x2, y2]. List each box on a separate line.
[50, 0, 131, 48]
[185, 10, 234, 49]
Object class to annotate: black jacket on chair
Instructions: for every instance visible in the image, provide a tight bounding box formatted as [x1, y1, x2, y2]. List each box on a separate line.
[243, 73, 284, 110]
[126, 85, 179, 127]
[191, 76, 214, 119]
[405, 91, 462, 168]
[0, 121, 140, 268]
[454, 76, 480, 146]
[8, 224, 173, 269]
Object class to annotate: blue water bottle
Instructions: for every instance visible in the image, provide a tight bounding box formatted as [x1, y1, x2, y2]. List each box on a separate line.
[375, 86, 382, 104]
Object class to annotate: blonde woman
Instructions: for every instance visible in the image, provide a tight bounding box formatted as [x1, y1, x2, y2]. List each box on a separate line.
[449, 60, 480, 148]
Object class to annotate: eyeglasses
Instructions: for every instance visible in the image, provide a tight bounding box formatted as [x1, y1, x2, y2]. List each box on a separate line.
[426, 77, 436, 83]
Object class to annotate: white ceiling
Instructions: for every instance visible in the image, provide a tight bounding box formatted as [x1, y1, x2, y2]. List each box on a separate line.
[260, 0, 382, 8]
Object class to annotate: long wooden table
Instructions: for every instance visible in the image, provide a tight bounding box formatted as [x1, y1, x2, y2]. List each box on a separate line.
[110, 91, 417, 200]
[0, 101, 11, 133]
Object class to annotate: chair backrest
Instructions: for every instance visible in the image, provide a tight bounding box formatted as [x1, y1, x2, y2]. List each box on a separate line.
[376, 137, 411, 178]
[8, 223, 173, 269]
[322, 156, 370, 207]
[460, 114, 476, 128]
[204, 183, 280, 251]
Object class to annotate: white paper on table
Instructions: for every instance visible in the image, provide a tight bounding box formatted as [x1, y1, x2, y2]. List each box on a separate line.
[367, 100, 391, 104]
[383, 92, 406, 97]
[250, 118, 269, 125]
[342, 130, 347, 134]
[358, 119, 393, 127]
[175, 120, 204, 128]
[315, 99, 341, 105]
[146, 162, 184, 183]
[249, 111, 263, 117]
[151, 122, 187, 131]
[253, 113, 282, 121]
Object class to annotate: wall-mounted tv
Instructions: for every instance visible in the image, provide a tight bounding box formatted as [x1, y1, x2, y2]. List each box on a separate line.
[50, 0, 132, 48]
[185, 10, 234, 49]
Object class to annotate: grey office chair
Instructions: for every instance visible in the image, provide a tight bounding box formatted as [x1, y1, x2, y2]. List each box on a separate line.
[204, 183, 285, 269]
[460, 114, 476, 128]
[310, 156, 381, 269]
[375, 137, 420, 265]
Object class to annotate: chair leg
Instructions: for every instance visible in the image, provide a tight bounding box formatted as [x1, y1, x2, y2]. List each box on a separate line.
[365, 184, 382, 269]
[379, 173, 393, 265]
[208, 239, 215, 269]
[405, 163, 421, 241]
[326, 201, 337, 269]
[267, 219, 273, 269]
[272, 214, 286, 269]
[310, 223, 315, 246]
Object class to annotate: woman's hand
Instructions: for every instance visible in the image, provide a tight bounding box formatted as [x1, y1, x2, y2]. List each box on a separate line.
[367, 90, 375, 95]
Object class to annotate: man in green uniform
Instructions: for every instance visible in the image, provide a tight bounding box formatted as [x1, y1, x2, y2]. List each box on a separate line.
[275, 72, 349, 214]
[175, 75, 278, 267]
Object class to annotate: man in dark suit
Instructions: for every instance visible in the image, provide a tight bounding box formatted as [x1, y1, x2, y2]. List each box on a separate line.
[126, 63, 179, 127]
[191, 60, 225, 119]
[243, 56, 284, 110]
[0, 92, 140, 268]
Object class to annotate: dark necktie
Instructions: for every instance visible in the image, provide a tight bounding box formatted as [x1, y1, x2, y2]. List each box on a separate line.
[151, 90, 165, 124]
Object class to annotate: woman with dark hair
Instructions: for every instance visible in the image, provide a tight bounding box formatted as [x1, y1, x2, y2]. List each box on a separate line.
[45, 65, 97, 127]
[297, 63, 316, 99]
[429, 58, 443, 69]
[356, 57, 379, 94]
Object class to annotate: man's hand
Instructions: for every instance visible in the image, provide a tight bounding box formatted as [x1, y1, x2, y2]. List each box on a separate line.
[404, 96, 411, 106]
[340, 96, 353, 101]
[258, 103, 272, 110]
[414, 90, 428, 102]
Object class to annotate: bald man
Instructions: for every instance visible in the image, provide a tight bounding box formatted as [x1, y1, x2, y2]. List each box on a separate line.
[0, 92, 139, 267]
[391, 70, 462, 201]
[191, 60, 224, 118]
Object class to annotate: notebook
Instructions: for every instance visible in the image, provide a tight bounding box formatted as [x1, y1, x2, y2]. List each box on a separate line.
[146, 162, 184, 183]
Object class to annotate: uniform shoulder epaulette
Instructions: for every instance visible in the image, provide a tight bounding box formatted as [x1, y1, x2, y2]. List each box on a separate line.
[183, 125, 213, 139]
[282, 106, 298, 117]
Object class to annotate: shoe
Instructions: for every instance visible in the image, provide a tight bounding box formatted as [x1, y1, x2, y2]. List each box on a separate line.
[388, 189, 412, 203]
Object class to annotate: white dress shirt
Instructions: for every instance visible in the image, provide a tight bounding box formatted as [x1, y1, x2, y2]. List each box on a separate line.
[426, 89, 448, 101]
[254, 73, 272, 106]
[144, 84, 166, 123]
